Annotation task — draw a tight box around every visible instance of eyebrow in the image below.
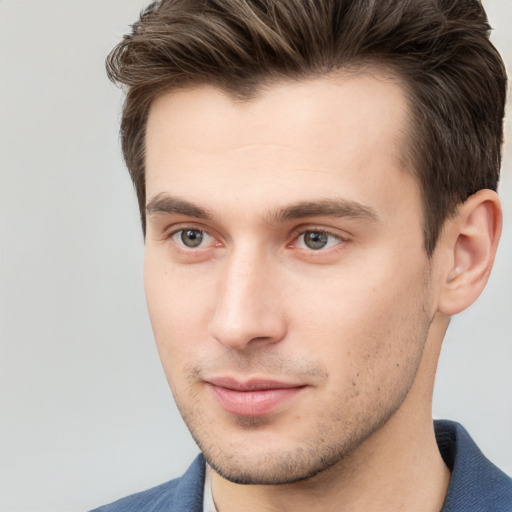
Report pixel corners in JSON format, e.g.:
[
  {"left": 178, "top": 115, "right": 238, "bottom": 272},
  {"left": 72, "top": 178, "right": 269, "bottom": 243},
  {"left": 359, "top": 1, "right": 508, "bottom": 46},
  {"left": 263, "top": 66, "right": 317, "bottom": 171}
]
[
  {"left": 146, "top": 194, "right": 214, "bottom": 220},
  {"left": 146, "top": 194, "right": 379, "bottom": 224},
  {"left": 266, "top": 199, "right": 379, "bottom": 224}
]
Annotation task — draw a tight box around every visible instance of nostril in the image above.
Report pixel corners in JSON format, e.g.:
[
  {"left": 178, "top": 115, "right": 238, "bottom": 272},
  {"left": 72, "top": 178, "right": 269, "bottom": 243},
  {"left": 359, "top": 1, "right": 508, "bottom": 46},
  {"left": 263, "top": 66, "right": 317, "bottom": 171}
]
[{"left": 207, "top": 311, "right": 287, "bottom": 351}]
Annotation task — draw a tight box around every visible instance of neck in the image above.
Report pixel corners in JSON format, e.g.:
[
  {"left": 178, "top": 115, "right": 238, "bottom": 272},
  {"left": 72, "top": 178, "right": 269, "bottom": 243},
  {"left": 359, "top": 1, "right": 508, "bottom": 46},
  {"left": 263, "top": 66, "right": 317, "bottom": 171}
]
[{"left": 211, "top": 316, "right": 451, "bottom": 512}]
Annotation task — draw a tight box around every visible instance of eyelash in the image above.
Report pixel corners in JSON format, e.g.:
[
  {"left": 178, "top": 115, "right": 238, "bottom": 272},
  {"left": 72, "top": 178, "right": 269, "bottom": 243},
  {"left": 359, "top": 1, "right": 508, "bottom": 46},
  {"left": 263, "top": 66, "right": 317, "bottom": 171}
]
[
  {"left": 168, "top": 227, "right": 217, "bottom": 250},
  {"left": 166, "top": 225, "right": 348, "bottom": 254},
  {"left": 291, "top": 229, "right": 344, "bottom": 251}
]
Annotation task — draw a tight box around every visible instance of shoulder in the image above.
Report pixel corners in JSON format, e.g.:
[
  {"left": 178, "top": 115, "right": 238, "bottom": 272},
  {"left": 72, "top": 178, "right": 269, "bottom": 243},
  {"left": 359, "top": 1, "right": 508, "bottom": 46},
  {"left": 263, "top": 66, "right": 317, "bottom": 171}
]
[
  {"left": 435, "top": 420, "right": 512, "bottom": 512},
  {"left": 89, "top": 454, "right": 206, "bottom": 512}
]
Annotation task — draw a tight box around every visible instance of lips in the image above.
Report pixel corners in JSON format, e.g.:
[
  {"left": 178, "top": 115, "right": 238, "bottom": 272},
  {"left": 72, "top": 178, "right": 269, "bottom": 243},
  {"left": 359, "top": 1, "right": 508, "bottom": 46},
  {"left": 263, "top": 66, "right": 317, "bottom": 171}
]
[{"left": 206, "top": 377, "right": 306, "bottom": 417}]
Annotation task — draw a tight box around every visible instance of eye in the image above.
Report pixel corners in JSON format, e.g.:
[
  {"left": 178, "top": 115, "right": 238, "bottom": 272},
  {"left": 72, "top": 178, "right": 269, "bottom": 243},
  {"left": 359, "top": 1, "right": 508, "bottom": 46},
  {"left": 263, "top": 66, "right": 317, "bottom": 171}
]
[
  {"left": 172, "top": 229, "right": 212, "bottom": 248},
  {"left": 295, "top": 230, "right": 341, "bottom": 251}
]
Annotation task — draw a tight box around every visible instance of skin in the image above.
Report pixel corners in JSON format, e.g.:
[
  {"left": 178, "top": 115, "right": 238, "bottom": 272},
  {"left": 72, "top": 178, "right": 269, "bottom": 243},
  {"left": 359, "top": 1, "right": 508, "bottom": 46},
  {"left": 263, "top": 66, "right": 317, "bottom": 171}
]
[{"left": 143, "top": 73, "right": 501, "bottom": 511}]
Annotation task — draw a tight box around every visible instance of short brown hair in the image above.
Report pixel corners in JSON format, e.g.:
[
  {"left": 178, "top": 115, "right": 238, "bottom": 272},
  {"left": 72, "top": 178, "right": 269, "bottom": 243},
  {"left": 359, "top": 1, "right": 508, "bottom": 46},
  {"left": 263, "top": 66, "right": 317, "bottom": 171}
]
[{"left": 106, "top": 0, "right": 507, "bottom": 255}]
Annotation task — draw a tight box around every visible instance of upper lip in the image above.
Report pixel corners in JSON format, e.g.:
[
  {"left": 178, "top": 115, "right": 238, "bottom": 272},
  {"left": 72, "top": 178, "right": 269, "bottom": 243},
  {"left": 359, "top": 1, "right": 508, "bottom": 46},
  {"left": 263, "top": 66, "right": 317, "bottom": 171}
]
[{"left": 206, "top": 376, "right": 305, "bottom": 391}]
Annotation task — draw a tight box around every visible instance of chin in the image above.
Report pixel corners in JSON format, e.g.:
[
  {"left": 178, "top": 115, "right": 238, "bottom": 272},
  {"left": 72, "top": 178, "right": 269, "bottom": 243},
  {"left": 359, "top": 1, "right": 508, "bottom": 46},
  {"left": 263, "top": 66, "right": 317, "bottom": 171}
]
[
  {"left": 204, "top": 449, "right": 344, "bottom": 486},
  {"left": 194, "top": 422, "right": 369, "bottom": 486}
]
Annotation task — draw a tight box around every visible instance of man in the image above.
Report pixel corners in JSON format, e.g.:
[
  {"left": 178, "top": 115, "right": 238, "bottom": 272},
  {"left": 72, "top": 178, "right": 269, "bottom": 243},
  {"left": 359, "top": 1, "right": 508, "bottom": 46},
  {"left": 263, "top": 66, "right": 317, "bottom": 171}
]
[{"left": 92, "top": 0, "right": 511, "bottom": 510}]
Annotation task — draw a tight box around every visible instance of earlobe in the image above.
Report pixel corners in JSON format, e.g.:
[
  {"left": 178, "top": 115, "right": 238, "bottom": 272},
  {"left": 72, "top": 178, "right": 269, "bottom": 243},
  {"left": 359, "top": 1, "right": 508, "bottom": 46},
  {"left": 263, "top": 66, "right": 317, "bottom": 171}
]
[{"left": 438, "top": 189, "right": 502, "bottom": 316}]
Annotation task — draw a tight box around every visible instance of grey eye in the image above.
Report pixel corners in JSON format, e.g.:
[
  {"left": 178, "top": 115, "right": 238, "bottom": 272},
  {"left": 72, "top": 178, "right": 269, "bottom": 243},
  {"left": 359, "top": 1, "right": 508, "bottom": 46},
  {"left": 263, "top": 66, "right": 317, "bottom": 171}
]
[
  {"left": 303, "top": 231, "right": 329, "bottom": 250},
  {"left": 180, "top": 229, "right": 204, "bottom": 247}
]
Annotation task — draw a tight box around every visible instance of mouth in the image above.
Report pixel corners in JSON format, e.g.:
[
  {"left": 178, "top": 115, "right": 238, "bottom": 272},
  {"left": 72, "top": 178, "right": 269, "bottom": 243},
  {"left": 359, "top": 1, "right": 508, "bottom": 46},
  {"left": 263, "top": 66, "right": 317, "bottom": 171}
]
[{"left": 205, "top": 377, "right": 308, "bottom": 417}]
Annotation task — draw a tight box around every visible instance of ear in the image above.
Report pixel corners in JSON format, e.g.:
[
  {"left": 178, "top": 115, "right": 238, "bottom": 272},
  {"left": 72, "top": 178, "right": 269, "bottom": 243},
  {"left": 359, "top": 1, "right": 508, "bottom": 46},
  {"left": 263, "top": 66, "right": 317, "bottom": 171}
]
[{"left": 437, "top": 189, "right": 502, "bottom": 316}]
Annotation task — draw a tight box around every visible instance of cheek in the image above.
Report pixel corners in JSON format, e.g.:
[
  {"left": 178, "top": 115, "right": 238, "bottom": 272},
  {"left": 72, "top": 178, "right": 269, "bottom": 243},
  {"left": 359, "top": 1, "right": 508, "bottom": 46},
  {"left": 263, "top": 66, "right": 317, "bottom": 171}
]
[
  {"left": 145, "top": 247, "right": 213, "bottom": 329},
  {"left": 286, "top": 262, "right": 431, "bottom": 378},
  {"left": 144, "top": 257, "right": 216, "bottom": 378}
]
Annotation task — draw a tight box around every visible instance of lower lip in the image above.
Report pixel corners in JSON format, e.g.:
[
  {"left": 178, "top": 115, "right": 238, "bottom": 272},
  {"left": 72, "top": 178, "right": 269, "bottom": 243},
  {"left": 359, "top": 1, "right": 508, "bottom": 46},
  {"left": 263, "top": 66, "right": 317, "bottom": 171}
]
[{"left": 208, "top": 384, "right": 305, "bottom": 417}]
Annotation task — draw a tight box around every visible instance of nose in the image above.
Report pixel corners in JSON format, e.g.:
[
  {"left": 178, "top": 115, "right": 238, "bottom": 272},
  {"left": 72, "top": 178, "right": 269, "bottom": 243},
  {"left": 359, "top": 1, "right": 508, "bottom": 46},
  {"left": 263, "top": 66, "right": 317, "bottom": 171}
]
[{"left": 207, "top": 249, "right": 287, "bottom": 350}]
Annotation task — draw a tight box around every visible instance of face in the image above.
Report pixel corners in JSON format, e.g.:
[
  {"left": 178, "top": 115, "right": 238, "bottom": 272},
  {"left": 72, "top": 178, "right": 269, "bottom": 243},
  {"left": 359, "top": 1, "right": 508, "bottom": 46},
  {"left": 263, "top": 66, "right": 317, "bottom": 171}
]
[{"left": 144, "top": 73, "right": 436, "bottom": 485}]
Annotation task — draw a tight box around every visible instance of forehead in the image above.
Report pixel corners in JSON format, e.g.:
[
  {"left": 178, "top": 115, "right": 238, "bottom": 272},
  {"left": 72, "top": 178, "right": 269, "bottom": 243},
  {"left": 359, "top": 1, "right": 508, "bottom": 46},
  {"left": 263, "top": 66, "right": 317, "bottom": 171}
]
[
  {"left": 146, "top": 71, "right": 409, "bottom": 155},
  {"left": 144, "top": 72, "right": 416, "bottom": 219}
]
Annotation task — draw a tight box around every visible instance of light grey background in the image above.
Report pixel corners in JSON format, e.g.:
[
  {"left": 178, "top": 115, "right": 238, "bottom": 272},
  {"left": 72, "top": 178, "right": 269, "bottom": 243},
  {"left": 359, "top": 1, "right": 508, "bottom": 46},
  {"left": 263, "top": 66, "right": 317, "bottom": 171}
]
[{"left": 0, "top": 1, "right": 510, "bottom": 511}]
